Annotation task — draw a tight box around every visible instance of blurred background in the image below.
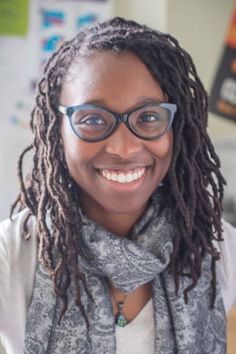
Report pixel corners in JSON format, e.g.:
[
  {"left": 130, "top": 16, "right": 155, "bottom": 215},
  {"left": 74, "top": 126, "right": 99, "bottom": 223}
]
[{"left": 0, "top": 0, "right": 235, "bottom": 353}]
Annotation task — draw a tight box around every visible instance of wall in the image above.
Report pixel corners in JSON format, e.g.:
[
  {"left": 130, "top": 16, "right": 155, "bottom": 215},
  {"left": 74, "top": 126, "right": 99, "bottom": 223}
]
[{"left": 116, "top": 0, "right": 168, "bottom": 30}]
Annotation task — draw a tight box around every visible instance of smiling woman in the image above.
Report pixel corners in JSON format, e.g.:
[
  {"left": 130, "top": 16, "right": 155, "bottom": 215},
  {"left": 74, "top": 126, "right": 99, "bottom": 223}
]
[
  {"left": 60, "top": 51, "right": 174, "bottom": 233},
  {"left": 0, "top": 16, "right": 236, "bottom": 354}
]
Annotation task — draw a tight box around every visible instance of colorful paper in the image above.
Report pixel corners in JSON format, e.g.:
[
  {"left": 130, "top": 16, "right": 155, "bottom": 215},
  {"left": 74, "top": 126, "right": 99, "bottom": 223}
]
[
  {"left": 76, "top": 13, "right": 98, "bottom": 29},
  {"left": 41, "top": 10, "right": 65, "bottom": 28},
  {"left": 0, "top": 0, "right": 29, "bottom": 36}
]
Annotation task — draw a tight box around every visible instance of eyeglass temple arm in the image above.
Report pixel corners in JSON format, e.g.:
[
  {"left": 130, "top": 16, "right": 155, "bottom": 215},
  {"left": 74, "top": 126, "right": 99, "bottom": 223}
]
[
  {"left": 58, "top": 105, "right": 67, "bottom": 114},
  {"left": 160, "top": 103, "right": 177, "bottom": 115}
]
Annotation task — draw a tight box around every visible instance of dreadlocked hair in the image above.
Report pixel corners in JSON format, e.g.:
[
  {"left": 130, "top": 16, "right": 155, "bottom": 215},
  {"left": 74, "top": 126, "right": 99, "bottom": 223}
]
[{"left": 11, "top": 17, "right": 226, "bottom": 325}]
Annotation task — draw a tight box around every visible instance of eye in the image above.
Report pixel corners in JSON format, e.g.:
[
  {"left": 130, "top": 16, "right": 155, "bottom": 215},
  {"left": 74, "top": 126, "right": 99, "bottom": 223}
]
[
  {"left": 83, "top": 116, "right": 105, "bottom": 125},
  {"left": 139, "top": 113, "right": 161, "bottom": 123},
  {"left": 75, "top": 115, "right": 106, "bottom": 126}
]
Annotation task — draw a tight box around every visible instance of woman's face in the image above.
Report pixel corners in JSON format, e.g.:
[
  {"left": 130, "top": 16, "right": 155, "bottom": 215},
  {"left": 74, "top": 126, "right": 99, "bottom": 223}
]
[{"left": 60, "top": 51, "right": 173, "bottom": 219}]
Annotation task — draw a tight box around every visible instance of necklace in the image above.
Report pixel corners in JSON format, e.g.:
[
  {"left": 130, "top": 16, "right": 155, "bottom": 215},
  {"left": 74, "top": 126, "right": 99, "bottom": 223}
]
[{"left": 110, "top": 290, "right": 129, "bottom": 327}]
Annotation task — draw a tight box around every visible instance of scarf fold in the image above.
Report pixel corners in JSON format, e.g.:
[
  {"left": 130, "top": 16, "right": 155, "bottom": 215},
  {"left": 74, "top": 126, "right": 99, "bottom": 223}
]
[{"left": 24, "top": 194, "right": 226, "bottom": 354}]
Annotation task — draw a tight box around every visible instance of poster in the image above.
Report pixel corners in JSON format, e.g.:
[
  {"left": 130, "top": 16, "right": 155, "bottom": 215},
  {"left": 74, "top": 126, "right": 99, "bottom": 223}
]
[
  {"left": 209, "top": 7, "right": 236, "bottom": 122},
  {"left": 39, "top": 0, "right": 114, "bottom": 67},
  {"left": 0, "top": 0, "right": 29, "bottom": 36}
]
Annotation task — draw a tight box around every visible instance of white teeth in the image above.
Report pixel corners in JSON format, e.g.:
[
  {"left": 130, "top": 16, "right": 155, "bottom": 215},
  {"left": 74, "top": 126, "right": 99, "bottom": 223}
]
[
  {"left": 101, "top": 168, "right": 146, "bottom": 184},
  {"left": 118, "top": 174, "right": 126, "bottom": 183},
  {"left": 111, "top": 173, "right": 117, "bottom": 181},
  {"left": 126, "top": 173, "right": 134, "bottom": 183}
]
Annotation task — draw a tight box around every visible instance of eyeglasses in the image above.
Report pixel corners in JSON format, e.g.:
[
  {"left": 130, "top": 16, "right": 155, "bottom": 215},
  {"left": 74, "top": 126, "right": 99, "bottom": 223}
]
[{"left": 58, "top": 102, "right": 177, "bottom": 142}]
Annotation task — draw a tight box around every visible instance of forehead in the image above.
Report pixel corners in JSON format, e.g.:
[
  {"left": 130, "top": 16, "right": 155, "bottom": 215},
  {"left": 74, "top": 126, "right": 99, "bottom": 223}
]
[{"left": 60, "top": 50, "right": 165, "bottom": 111}]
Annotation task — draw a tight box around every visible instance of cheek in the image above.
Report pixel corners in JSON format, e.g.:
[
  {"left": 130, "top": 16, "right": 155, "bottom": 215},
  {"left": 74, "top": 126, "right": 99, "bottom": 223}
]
[
  {"left": 150, "top": 130, "right": 173, "bottom": 160},
  {"left": 61, "top": 119, "right": 100, "bottom": 171},
  {"left": 61, "top": 119, "right": 85, "bottom": 167}
]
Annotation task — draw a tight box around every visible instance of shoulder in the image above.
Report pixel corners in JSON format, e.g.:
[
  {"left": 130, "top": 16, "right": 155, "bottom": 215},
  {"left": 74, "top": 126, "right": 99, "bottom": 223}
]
[
  {"left": 0, "top": 209, "right": 37, "bottom": 328},
  {"left": 0, "top": 209, "right": 37, "bottom": 262},
  {"left": 0, "top": 208, "right": 36, "bottom": 241},
  {"left": 215, "top": 219, "right": 236, "bottom": 313},
  {"left": 0, "top": 208, "right": 37, "bottom": 280},
  {"left": 217, "top": 219, "right": 236, "bottom": 262}
]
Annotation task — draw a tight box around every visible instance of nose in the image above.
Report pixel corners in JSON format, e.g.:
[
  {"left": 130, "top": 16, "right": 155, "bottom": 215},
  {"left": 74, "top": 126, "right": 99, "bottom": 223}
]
[{"left": 104, "top": 122, "right": 143, "bottom": 159}]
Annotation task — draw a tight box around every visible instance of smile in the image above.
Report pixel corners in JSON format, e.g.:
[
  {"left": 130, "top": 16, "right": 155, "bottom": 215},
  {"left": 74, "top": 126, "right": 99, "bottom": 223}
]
[{"left": 101, "top": 167, "right": 146, "bottom": 184}]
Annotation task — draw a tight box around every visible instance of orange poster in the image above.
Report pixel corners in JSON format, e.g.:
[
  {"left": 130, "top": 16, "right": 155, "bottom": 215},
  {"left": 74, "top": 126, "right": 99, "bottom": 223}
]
[{"left": 209, "top": 7, "right": 236, "bottom": 121}]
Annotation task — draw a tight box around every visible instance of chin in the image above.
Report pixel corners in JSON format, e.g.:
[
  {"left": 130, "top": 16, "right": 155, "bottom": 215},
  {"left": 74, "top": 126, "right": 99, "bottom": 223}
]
[{"left": 102, "top": 198, "right": 149, "bottom": 216}]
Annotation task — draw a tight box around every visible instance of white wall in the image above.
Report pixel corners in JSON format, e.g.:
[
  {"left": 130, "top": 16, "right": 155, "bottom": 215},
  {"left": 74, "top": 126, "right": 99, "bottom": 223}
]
[{"left": 116, "top": 0, "right": 168, "bottom": 31}]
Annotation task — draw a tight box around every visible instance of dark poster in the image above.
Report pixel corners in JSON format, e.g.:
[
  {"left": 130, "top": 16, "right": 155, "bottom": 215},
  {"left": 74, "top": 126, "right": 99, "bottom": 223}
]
[{"left": 209, "top": 8, "right": 236, "bottom": 122}]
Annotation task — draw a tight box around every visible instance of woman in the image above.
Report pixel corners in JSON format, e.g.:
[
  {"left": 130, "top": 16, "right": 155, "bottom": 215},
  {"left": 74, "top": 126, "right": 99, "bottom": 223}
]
[{"left": 0, "top": 17, "right": 235, "bottom": 354}]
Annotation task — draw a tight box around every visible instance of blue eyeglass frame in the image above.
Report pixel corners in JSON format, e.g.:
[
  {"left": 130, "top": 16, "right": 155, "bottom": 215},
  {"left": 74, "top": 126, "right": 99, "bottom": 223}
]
[{"left": 58, "top": 102, "right": 177, "bottom": 142}]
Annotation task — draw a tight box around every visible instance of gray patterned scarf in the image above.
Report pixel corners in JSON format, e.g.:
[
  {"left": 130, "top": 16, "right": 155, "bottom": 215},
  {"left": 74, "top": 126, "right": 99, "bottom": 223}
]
[{"left": 24, "top": 194, "right": 226, "bottom": 353}]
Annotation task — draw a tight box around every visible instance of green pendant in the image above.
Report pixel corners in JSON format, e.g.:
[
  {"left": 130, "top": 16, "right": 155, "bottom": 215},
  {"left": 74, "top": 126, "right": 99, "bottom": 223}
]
[{"left": 116, "top": 313, "right": 128, "bottom": 327}]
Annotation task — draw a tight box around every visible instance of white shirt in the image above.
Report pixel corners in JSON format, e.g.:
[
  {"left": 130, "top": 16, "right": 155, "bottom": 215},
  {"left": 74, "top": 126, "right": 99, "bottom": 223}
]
[{"left": 0, "top": 209, "right": 236, "bottom": 354}]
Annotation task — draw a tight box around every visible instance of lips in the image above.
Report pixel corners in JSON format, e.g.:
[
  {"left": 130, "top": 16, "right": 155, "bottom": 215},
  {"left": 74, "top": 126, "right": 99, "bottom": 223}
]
[{"left": 101, "top": 167, "right": 146, "bottom": 184}]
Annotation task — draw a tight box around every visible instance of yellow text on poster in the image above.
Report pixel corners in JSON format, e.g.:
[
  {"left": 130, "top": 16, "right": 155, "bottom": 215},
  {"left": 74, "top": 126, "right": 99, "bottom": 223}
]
[{"left": 0, "top": 0, "right": 29, "bottom": 36}]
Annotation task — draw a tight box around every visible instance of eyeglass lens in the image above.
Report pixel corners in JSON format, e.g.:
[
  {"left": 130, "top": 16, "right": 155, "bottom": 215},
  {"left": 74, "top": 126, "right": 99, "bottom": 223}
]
[{"left": 71, "top": 104, "right": 172, "bottom": 141}]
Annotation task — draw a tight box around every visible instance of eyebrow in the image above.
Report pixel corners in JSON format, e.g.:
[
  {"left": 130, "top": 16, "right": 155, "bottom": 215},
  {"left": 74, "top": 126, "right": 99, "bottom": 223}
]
[{"left": 82, "top": 97, "right": 165, "bottom": 111}]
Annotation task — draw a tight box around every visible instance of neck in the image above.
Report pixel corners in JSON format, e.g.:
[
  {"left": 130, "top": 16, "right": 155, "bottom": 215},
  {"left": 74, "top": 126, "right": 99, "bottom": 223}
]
[
  {"left": 81, "top": 203, "right": 147, "bottom": 238},
  {"left": 96, "top": 213, "right": 141, "bottom": 237}
]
